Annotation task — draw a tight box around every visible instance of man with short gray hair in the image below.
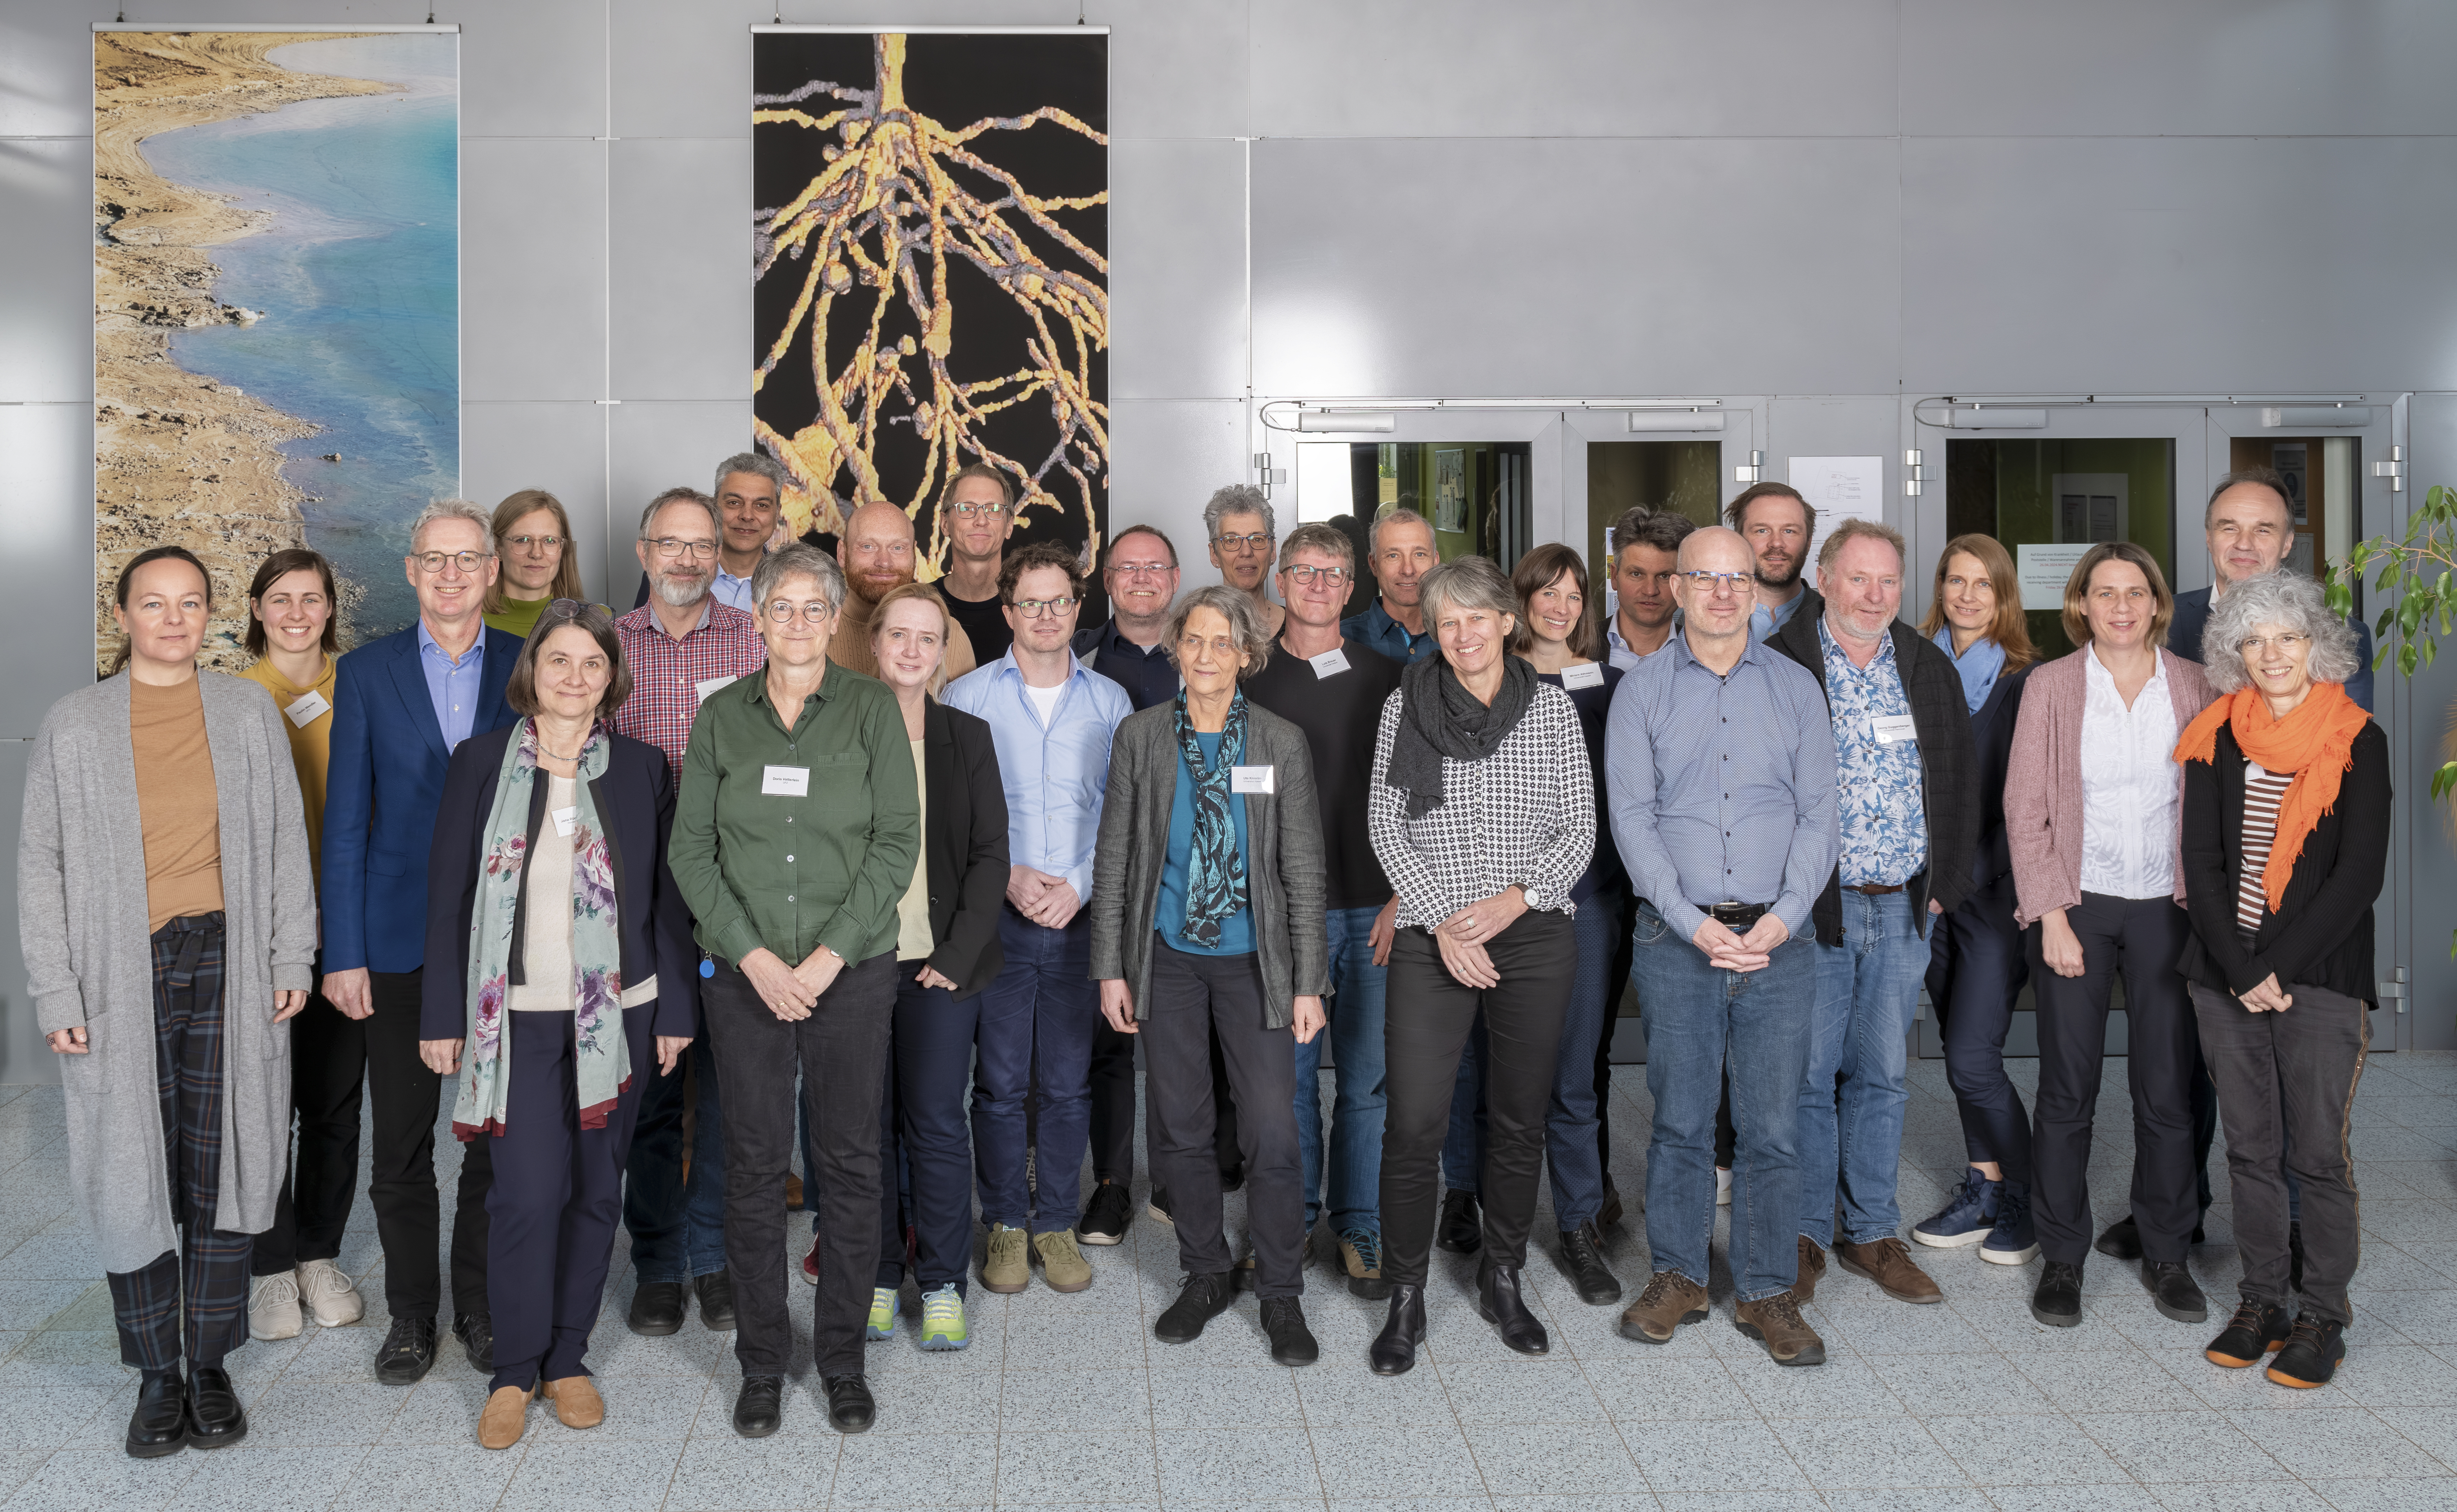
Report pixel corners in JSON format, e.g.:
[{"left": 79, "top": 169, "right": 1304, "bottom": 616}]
[
  {"left": 1341, "top": 508, "right": 1439, "bottom": 663},
  {"left": 713, "top": 452, "right": 788, "bottom": 608},
  {"left": 1204, "top": 484, "right": 1285, "bottom": 636}
]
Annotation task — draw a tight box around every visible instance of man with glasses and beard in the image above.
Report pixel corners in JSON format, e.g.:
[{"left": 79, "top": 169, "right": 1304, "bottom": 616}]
[
  {"left": 935, "top": 463, "right": 1020, "bottom": 665},
  {"left": 1727, "top": 482, "right": 1819, "bottom": 644},
  {"left": 832, "top": 501, "right": 979, "bottom": 681},
  {"left": 610, "top": 486, "right": 768, "bottom": 1338}
]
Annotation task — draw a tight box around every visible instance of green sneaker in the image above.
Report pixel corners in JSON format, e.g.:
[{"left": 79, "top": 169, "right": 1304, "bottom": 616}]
[
  {"left": 918, "top": 1285, "right": 969, "bottom": 1351},
  {"left": 865, "top": 1285, "right": 900, "bottom": 1340},
  {"left": 1034, "top": 1229, "right": 1094, "bottom": 1293},
  {"left": 982, "top": 1224, "right": 1030, "bottom": 1294}
]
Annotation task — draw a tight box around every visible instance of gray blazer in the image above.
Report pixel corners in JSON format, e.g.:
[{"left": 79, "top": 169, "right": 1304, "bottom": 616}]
[
  {"left": 19, "top": 672, "right": 318, "bottom": 1273},
  {"left": 1089, "top": 699, "right": 1329, "bottom": 1029}
]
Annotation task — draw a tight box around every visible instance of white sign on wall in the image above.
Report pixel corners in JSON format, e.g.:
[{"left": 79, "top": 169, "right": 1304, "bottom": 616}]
[
  {"left": 1787, "top": 456, "right": 1886, "bottom": 573},
  {"left": 2017, "top": 543, "right": 2092, "bottom": 611}
]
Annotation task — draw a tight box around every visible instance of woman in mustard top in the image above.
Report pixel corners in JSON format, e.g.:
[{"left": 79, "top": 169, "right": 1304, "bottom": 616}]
[{"left": 235, "top": 548, "right": 368, "bottom": 1341}]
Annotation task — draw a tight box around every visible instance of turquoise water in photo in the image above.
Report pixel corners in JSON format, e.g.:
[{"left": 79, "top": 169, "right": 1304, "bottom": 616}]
[{"left": 145, "top": 33, "right": 459, "bottom": 638}]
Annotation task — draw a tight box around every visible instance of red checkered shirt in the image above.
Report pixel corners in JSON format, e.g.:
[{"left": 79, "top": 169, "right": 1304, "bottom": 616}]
[{"left": 614, "top": 601, "right": 767, "bottom": 780}]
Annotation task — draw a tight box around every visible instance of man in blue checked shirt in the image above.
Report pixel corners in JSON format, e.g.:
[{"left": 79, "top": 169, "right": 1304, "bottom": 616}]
[{"left": 941, "top": 543, "right": 1131, "bottom": 1299}]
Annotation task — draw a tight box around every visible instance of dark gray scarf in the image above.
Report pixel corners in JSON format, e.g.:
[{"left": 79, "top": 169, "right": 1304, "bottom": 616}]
[{"left": 1385, "top": 653, "right": 1538, "bottom": 819}]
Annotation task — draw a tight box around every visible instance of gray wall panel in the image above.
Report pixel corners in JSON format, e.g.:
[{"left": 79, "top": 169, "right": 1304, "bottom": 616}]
[
  {"left": 611, "top": 0, "right": 765, "bottom": 142},
  {"left": 608, "top": 399, "right": 754, "bottom": 597},
  {"left": 1111, "top": 137, "right": 1245, "bottom": 403},
  {"left": 459, "top": 0, "right": 606, "bottom": 141},
  {"left": 2398, "top": 393, "right": 2456, "bottom": 1050},
  {"left": 0, "top": 741, "right": 53, "bottom": 1088},
  {"left": 1106, "top": 397, "right": 1247, "bottom": 588},
  {"left": 0, "top": 139, "right": 93, "bottom": 404},
  {"left": 0, "top": 1, "right": 114, "bottom": 140},
  {"left": 460, "top": 137, "right": 609, "bottom": 404},
  {"left": 464, "top": 401, "right": 610, "bottom": 604},
  {"left": 0, "top": 402, "right": 98, "bottom": 741},
  {"left": 610, "top": 138, "right": 751, "bottom": 404}
]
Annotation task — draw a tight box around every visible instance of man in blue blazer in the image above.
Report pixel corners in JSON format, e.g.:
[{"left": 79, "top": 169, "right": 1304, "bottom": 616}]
[{"left": 322, "top": 500, "right": 522, "bottom": 1386}]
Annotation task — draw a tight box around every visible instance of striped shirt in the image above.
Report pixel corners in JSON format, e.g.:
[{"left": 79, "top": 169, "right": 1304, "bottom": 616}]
[{"left": 2234, "top": 760, "right": 2294, "bottom": 936}]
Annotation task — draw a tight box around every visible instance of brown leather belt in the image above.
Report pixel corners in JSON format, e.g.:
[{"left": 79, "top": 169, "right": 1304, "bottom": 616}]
[{"left": 1846, "top": 882, "right": 1905, "bottom": 895}]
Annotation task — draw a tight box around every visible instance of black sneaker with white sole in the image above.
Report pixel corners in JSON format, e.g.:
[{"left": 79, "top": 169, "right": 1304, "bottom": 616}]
[{"left": 1080, "top": 1180, "right": 1131, "bottom": 1245}]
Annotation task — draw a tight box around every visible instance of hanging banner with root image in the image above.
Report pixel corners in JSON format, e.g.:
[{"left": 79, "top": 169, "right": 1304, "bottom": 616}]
[{"left": 752, "top": 28, "right": 1108, "bottom": 577}]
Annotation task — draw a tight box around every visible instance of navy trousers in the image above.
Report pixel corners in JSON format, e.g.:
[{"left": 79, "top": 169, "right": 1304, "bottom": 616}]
[{"left": 1924, "top": 874, "right": 2034, "bottom": 1184}]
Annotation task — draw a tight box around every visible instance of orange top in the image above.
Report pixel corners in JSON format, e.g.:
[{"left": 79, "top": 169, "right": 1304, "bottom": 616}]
[{"left": 131, "top": 675, "right": 225, "bottom": 932}]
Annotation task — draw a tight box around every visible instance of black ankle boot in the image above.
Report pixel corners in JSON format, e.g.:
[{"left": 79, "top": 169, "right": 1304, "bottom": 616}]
[
  {"left": 1476, "top": 1265, "right": 1549, "bottom": 1355},
  {"left": 2031, "top": 1260, "right": 2083, "bottom": 1327},
  {"left": 126, "top": 1368, "right": 187, "bottom": 1459},
  {"left": 1368, "top": 1284, "right": 1426, "bottom": 1375}
]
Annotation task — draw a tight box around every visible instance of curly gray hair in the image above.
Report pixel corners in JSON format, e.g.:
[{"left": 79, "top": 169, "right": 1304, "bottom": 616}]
[
  {"left": 1202, "top": 484, "right": 1275, "bottom": 541},
  {"left": 751, "top": 542, "right": 846, "bottom": 618},
  {"left": 1161, "top": 584, "right": 1273, "bottom": 679},
  {"left": 2200, "top": 571, "right": 2361, "bottom": 693},
  {"left": 1418, "top": 554, "right": 1518, "bottom": 631}
]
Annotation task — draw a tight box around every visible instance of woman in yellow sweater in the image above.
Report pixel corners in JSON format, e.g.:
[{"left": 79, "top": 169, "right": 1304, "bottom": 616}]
[{"left": 236, "top": 548, "right": 368, "bottom": 1342}]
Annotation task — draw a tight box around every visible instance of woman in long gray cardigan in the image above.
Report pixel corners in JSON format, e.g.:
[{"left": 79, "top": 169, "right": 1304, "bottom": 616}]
[
  {"left": 1090, "top": 585, "right": 1328, "bottom": 1367},
  {"left": 20, "top": 546, "right": 317, "bottom": 1458}
]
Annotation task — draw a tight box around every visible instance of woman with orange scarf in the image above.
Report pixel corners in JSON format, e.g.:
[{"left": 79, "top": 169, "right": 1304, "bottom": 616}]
[{"left": 2175, "top": 571, "right": 2386, "bottom": 1391}]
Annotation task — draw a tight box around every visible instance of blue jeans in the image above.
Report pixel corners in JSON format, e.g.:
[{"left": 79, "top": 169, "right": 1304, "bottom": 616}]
[
  {"left": 974, "top": 909, "right": 1099, "bottom": 1233},
  {"left": 1799, "top": 889, "right": 1932, "bottom": 1247},
  {"left": 1631, "top": 901, "right": 1817, "bottom": 1303},
  {"left": 622, "top": 1030, "right": 729, "bottom": 1284},
  {"left": 1293, "top": 905, "right": 1389, "bottom": 1236}
]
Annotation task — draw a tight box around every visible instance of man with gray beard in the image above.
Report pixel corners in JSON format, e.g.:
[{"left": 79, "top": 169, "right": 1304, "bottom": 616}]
[{"left": 613, "top": 486, "right": 768, "bottom": 1336}]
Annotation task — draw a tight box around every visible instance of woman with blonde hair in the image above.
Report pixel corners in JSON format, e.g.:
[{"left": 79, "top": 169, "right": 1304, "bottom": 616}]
[{"left": 484, "top": 489, "right": 588, "bottom": 639}]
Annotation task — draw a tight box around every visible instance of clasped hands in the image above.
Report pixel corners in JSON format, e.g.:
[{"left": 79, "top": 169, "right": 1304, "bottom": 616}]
[
  {"left": 1691, "top": 912, "right": 1786, "bottom": 973},
  {"left": 1435, "top": 887, "right": 1526, "bottom": 989},
  {"left": 48, "top": 989, "right": 308, "bottom": 1056},
  {"left": 1006, "top": 865, "right": 1081, "bottom": 929}
]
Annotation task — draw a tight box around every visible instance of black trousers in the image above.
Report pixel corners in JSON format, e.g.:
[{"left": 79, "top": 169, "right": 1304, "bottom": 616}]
[
  {"left": 703, "top": 951, "right": 895, "bottom": 1380},
  {"left": 365, "top": 968, "right": 493, "bottom": 1319},
  {"left": 1382, "top": 911, "right": 1575, "bottom": 1286},
  {"left": 252, "top": 983, "right": 364, "bottom": 1275},
  {"left": 1592, "top": 888, "right": 1635, "bottom": 1184},
  {"left": 1925, "top": 876, "right": 2035, "bottom": 1184},
  {"left": 1144, "top": 936, "right": 1305, "bottom": 1296},
  {"left": 2028, "top": 894, "right": 2199, "bottom": 1267},
  {"left": 1088, "top": 1024, "right": 1240, "bottom": 1189}
]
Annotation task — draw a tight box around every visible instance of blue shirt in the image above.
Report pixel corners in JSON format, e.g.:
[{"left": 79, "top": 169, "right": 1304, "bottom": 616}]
[
  {"left": 1341, "top": 599, "right": 1436, "bottom": 665},
  {"left": 1606, "top": 632, "right": 1838, "bottom": 944},
  {"left": 710, "top": 566, "right": 758, "bottom": 615},
  {"left": 415, "top": 619, "right": 485, "bottom": 750},
  {"left": 942, "top": 651, "right": 1131, "bottom": 906},
  {"left": 1155, "top": 731, "right": 1254, "bottom": 955},
  {"left": 1749, "top": 590, "right": 1809, "bottom": 644},
  {"left": 1071, "top": 620, "right": 1181, "bottom": 712},
  {"left": 1819, "top": 619, "right": 1927, "bottom": 887}
]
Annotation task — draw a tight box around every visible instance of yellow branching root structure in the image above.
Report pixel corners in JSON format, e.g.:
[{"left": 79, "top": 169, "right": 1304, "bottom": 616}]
[{"left": 753, "top": 34, "right": 1108, "bottom": 570}]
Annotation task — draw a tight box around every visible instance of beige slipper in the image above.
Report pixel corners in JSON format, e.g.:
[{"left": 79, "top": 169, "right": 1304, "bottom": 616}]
[
  {"left": 544, "top": 1375, "right": 604, "bottom": 1429},
  {"left": 478, "top": 1383, "right": 537, "bottom": 1450}
]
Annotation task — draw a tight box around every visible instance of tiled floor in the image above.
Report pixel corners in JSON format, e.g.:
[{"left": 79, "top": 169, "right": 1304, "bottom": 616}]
[{"left": 0, "top": 1051, "right": 2453, "bottom": 1510}]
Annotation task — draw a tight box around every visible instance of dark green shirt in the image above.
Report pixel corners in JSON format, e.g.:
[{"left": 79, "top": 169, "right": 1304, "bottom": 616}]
[{"left": 669, "top": 664, "right": 920, "bottom": 970}]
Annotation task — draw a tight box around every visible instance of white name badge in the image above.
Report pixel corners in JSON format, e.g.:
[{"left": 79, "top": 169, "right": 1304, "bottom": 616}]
[
  {"left": 1230, "top": 765, "right": 1276, "bottom": 794},
  {"left": 762, "top": 765, "right": 810, "bottom": 797},
  {"left": 282, "top": 689, "right": 331, "bottom": 728},
  {"left": 694, "top": 675, "right": 737, "bottom": 704},
  {"left": 550, "top": 805, "right": 578, "bottom": 838},
  {"left": 1308, "top": 648, "right": 1350, "bottom": 679},
  {"left": 1871, "top": 713, "right": 1919, "bottom": 745},
  {"left": 1561, "top": 662, "right": 1606, "bottom": 690}
]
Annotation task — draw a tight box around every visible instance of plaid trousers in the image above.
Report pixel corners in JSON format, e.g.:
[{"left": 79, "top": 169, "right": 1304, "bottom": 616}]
[{"left": 106, "top": 913, "right": 254, "bottom": 1372}]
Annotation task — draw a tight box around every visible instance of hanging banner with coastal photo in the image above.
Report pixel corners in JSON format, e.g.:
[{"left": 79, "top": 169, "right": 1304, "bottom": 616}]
[
  {"left": 94, "top": 25, "right": 459, "bottom": 669},
  {"left": 751, "top": 28, "right": 1108, "bottom": 577}
]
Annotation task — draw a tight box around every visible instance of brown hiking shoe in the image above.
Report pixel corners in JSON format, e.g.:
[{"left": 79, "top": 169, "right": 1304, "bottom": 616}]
[
  {"left": 1837, "top": 1236, "right": 1944, "bottom": 1304},
  {"left": 1734, "top": 1291, "right": 1827, "bottom": 1366},
  {"left": 1617, "top": 1269, "right": 1709, "bottom": 1343},
  {"left": 1791, "top": 1235, "right": 1827, "bottom": 1304}
]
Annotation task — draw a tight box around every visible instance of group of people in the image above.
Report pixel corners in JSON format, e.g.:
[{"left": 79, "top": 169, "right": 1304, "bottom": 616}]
[{"left": 23, "top": 452, "right": 2388, "bottom": 1461}]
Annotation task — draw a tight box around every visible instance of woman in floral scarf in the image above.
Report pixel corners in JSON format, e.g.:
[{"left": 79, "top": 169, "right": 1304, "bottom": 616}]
[{"left": 420, "top": 601, "right": 698, "bottom": 1449}]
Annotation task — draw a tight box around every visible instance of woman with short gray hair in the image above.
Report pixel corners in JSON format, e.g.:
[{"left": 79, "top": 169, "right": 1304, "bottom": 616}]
[{"left": 2175, "top": 568, "right": 2385, "bottom": 1389}]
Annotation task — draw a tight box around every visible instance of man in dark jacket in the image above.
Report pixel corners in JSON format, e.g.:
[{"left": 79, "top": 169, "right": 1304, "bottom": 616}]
[{"left": 1768, "top": 521, "right": 1978, "bottom": 1309}]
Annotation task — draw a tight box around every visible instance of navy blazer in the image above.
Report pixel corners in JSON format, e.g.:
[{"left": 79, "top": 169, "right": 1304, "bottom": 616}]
[
  {"left": 322, "top": 625, "right": 521, "bottom": 973},
  {"left": 1965, "top": 664, "right": 2032, "bottom": 889},
  {"left": 919, "top": 699, "right": 1011, "bottom": 997},
  {"left": 420, "top": 724, "right": 699, "bottom": 1042}
]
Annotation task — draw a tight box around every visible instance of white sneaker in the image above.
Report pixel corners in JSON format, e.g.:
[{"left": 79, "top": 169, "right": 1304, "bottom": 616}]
[
  {"left": 250, "top": 1270, "right": 303, "bottom": 1340},
  {"left": 1716, "top": 1167, "right": 1732, "bottom": 1206},
  {"left": 296, "top": 1257, "right": 366, "bottom": 1327}
]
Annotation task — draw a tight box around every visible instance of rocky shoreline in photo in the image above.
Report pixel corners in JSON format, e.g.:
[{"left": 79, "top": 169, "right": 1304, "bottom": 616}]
[{"left": 93, "top": 31, "right": 388, "bottom": 672}]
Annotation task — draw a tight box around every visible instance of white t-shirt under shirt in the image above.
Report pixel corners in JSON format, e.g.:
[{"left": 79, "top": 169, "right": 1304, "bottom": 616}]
[
  {"left": 1024, "top": 680, "right": 1065, "bottom": 728},
  {"left": 512, "top": 773, "right": 578, "bottom": 1010},
  {"left": 895, "top": 738, "right": 933, "bottom": 962}
]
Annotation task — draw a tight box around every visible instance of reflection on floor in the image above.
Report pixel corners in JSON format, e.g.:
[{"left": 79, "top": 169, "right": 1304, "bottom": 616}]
[{"left": 0, "top": 1054, "right": 2453, "bottom": 1510}]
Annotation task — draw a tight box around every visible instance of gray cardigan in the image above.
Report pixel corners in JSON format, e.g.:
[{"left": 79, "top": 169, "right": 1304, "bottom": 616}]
[
  {"left": 19, "top": 672, "right": 318, "bottom": 1273},
  {"left": 1088, "top": 699, "right": 1329, "bottom": 1028}
]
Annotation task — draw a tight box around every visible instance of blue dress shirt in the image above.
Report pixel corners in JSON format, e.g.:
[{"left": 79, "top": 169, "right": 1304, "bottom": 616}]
[
  {"left": 1341, "top": 599, "right": 1436, "bottom": 665},
  {"left": 710, "top": 566, "right": 758, "bottom": 615},
  {"left": 415, "top": 619, "right": 485, "bottom": 751},
  {"left": 942, "top": 651, "right": 1131, "bottom": 905},
  {"left": 1606, "top": 632, "right": 1838, "bottom": 944},
  {"left": 1749, "top": 590, "right": 1809, "bottom": 645}
]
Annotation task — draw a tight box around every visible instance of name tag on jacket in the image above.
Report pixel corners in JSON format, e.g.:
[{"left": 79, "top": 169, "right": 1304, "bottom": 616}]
[{"left": 1230, "top": 765, "right": 1275, "bottom": 794}]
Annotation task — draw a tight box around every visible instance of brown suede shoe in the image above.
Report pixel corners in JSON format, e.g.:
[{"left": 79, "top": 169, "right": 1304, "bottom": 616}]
[
  {"left": 478, "top": 1383, "right": 536, "bottom": 1450},
  {"left": 1791, "top": 1235, "right": 1827, "bottom": 1304},
  {"left": 544, "top": 1375, "right": 604, "bottom": 1429},
  {"left": 1837, "top": 1236, "right": 1944, "bottom": 1304},
  {"left": 1734, "top": 1291, "right": 1827, "bottom": 1366},
  {"left": 1617, "top": 1270, "right": 1709, "bottom": 1343}
]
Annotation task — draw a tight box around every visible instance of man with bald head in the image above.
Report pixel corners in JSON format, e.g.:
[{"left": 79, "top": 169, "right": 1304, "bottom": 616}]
[
  {"left": 1607, "top": 525, "right": 1837, "bottom": 1366},
  {"left": 831, "top": 499, "right": 978, "bottom": 679}
]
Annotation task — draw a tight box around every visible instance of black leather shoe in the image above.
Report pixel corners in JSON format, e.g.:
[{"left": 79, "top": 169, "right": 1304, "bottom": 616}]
[
  {"left": 1438, "top": 1190, "right": 1482, "bottom": 1253},
  {"left": 2144, "top": 1260, "right": 2209, "bottom": 1323},
  {"left": 183, "top": 1365, "right": 246, "bottom": 1450},
  {"left": 1368, "top": 1284, "right": 1426, "bottom": 1376},
  {"left": 374, "top": 1315, "right": 438, "bottom": 1385},
  {"left": 2267, "top": 1314, "right": 2346, "bottom": 1388},
  {"left": 2206, "top": 1298, "right": 2292, "bottom": 1368},
  {"left": 453, "top": 1312, "right": 496, "bottom": 1373},
  {"left": 823, "top": 1373, "right": 876, "bottom": 1433},
  {"left": 2030, "top": 1260, "right": 2083, "bottom": 1327},
  {"left": 1153, "top": 1271, "right": 1235, "bottom": 1344},
  {"left": 2093, "top": 1215, "right": 2143, "bottom": 1261},
  {"left": 1598, "top": 1178, "right": 1625, "bottom": 1231},
  {"left": 1558, "top": 1222, "right": 1622, "bottom": 1305},
  {"left": 2288, "top": 1221, "right": 2307, "bottom": 1294},
  {"left": 695, "top": 1271, "right": 737, "bottom": 1332},
  {"left": 733, "top": 1374, "right": 784, "bottom": 1438},
  {"left": 1477, "top": 1266, "right": 1550, "bottom": 1355},
  {"left": 1259, "top": 1296, "right": 1319, "bottom": 1367},
  {"left": 628, "top": 1281, "right": 687, "bottom": 1336},
  {"left": 1218, "top": 1163, "right": 1245, "bottom": 1195},
  {"left": 125, "top": 1369, "right": 187, "bottom": 1458}
]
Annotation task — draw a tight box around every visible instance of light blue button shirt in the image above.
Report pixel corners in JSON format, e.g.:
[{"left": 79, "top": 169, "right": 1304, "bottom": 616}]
[
  {"left": 415, "top": 620, "right": 484, "bottom": 750},
  {"left": 942, "top": 651, "right": 1131, "bottom": 905},
  {"left": 1749, "top": 590, "right": 1809, "bottom": 644},
  {"left": 710, "top": 567, "right": 757, "bottom": 615}
]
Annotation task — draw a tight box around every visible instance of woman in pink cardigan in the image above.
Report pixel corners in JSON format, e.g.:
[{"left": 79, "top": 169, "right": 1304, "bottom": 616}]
[{"left": 2004, "top": 542, "right": 2215, "bottom": 1332}]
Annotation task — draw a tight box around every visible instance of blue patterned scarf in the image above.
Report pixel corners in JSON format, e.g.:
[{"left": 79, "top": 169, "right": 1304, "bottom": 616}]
[{"left": 1171, "top": 692, "right": 1250, "bottom": 948}]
